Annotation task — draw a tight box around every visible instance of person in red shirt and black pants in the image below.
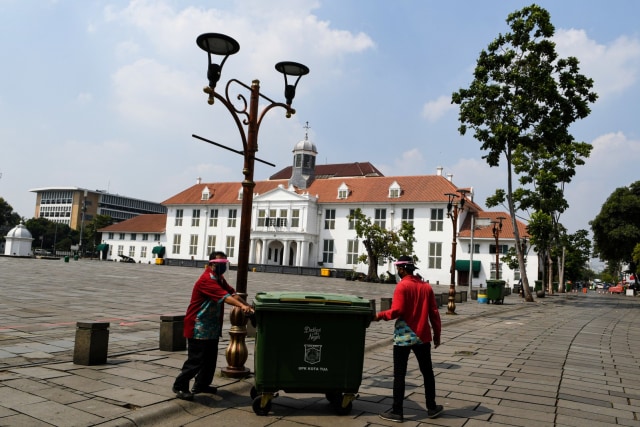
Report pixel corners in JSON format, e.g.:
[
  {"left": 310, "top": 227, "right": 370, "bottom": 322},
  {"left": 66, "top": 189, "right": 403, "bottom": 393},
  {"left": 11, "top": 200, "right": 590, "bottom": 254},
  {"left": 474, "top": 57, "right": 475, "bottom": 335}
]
[
  {"left": 374, "top": 255, "right": 444, "bottom": 422},
  {"left": 172, "top": 251, "right": 253, "bottom": 400}
]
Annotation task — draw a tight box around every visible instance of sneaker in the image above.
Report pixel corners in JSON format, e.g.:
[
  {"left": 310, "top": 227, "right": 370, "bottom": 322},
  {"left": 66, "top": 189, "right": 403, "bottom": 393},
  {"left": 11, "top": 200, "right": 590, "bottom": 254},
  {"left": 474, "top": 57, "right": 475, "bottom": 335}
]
[
  {"left": 379, "top": 410, "right": 404, "bottom": 423},
  {"left": 191, "top": 385, "right": 218, "bottom": 394},
  {"left": 427, "top": 405, "right": 444, "bottom": 418},
  {"left": 172, "top": 387, "right": 194, "bottom": 401}
]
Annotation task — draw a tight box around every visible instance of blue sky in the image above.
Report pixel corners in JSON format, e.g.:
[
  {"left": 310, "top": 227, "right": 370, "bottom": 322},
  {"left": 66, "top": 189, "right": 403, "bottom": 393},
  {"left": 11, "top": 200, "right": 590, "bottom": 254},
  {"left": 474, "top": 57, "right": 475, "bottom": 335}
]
[{"left": 1, "top": 0, "right": 639, "bottom": 252}]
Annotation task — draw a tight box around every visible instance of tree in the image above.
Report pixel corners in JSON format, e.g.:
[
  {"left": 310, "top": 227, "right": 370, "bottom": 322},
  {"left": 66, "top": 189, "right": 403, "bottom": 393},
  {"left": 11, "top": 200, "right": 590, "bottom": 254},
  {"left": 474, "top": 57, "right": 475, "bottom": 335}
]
[
  {"left": 561, "top": 229, "right": 591, "bottom": 283},
  {"left": 591, "top": 181, "right": 640, "bottom": 285},
  {"left": 24, "top": 217, "right": 73, "bottom": 253},
  {"left": 0, "top": 197, "right": 22, "bottom": 232},
  {"left": 85, "top": 215, "right": 114, "bottom": 252},
  {"left": 347, "top": 208, "right": 416, "bottom": 281},
  {"left": 452, "top": 4, "right": 597, "bottom": 301}
]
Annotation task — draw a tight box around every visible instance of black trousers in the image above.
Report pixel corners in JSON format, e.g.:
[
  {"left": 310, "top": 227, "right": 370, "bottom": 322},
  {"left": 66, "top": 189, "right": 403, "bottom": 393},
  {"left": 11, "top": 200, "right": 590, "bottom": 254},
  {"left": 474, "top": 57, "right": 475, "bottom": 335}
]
[
  {"left": 392, "top": 343, "right": 437, "bottom": 414},
  {"left": 173, "top": 338, "right": 219, "bottom": 391}
]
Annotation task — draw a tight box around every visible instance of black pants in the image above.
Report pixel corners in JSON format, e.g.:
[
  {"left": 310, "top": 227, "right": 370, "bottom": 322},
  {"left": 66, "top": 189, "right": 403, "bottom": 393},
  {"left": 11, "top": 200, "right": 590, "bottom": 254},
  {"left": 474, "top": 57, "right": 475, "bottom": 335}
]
[
  {"left": 392, "top": 343, "right": 437, "bottom": 414},
  {"left": 173, "top": 338, "right": 219, "bottom": 391}
]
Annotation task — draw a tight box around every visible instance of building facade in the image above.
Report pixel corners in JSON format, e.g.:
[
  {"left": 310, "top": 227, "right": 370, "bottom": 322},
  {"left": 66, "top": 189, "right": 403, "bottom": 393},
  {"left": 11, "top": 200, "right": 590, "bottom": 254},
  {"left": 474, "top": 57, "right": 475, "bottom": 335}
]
[
  {"left": 29, "top": 187, "right": 167, "bottom": 229},
  {"left": 96, "top": 137, "right": 538, "bottom": 287}
]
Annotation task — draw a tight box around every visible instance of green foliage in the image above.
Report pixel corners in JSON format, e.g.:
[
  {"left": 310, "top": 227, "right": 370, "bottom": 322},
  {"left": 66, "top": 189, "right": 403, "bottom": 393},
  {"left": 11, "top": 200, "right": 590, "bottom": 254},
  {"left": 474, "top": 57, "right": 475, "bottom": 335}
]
[
  {"left": 0, "top": 197, "right": 22, "bottom": 236},
  {"left": 84, "top": 215, "right": 114, "bottom": 249},
  {"left": 347, "top": 208, "right": 417, "bottom": 281},
  {"left": 561, "top": 229, "right": 592, "bottom": 281},
  {"left": 24, "top": 217, "right": 73, "bottom": 252},
  {"left": 451, "top": 4, "right": 597, "bottom": 297},
  {"left": 591, "top": 181, "right": 640, "bottom": 277}
]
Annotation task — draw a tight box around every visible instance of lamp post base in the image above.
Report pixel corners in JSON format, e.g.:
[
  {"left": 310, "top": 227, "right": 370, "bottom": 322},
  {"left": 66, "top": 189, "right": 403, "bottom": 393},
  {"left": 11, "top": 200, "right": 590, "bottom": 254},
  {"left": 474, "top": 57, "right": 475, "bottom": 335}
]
[
  {"left": 446, "top": 284, "right": 457, "bottom": 315},
  {"left": 221, "top": 306, "right": 251, "bottom": 378}
]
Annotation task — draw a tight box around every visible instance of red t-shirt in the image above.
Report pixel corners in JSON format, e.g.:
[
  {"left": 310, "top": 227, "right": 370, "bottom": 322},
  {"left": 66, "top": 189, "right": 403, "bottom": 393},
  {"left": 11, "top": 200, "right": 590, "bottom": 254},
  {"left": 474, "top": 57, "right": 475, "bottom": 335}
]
[
  {"left": 377, "top": 274, "right": 441, "bottom": 343},
  {"left": 183, "top": 268, "right": 236, "bottom": 339}
]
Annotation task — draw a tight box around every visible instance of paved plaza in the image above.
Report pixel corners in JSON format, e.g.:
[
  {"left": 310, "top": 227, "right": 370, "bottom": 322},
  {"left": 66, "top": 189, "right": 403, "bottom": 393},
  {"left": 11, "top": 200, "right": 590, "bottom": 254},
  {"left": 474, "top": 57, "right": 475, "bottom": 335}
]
[{"left": 1, "top": 256, "right": 639, "bottom": 426}]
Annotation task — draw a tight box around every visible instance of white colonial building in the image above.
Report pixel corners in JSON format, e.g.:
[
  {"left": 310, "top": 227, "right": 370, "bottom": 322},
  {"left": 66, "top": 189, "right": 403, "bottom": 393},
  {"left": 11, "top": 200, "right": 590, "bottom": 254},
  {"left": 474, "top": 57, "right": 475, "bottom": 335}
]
[{"left": 97, "top": 136, "right": 538, "bottom": 287}]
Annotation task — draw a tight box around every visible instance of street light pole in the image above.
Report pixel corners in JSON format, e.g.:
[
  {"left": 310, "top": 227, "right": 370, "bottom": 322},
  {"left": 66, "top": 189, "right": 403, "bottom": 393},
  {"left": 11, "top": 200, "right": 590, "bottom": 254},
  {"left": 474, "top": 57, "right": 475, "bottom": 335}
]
[
  {"left": 196, "top": 33, "right": 309, "bottom": 378},
  {"left": 491, "top": 216, "right": 506, "bottom": 280},
  {"left": 445, "top": 189, "right": 468, "bottom": 315}
]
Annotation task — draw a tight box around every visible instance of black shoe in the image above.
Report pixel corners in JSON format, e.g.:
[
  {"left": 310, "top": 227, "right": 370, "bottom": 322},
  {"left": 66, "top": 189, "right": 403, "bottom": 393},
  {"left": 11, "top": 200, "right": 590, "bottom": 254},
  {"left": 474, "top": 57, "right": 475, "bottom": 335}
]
[
  {"left": 379, "top": 410, "right": 403, "bottom": 423},
  {"left": 427, "top": 405, "right": 443, "bottom": 418},
  {"left": 172, "top": 387, "right": 194, "bottom": 401},
  {"left": 191, "top": 385, "right": 217, "bottom": 394}
]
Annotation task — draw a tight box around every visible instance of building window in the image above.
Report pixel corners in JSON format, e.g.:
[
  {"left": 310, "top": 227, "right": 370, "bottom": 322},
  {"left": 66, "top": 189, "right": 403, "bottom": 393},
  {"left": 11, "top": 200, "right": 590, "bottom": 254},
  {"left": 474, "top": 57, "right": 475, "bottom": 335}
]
[
  {"left": 141, "top": 246, "right": 147, "bottom": 258},
  {"left": 348, "top": 209, "right": 356, "bottom": 230},
  {"left": 346, "top": 239, "right": 359, "bottom": 264},
  {"left": 108, "top": 232, "right": 114, "bottom": 239},
  {"left": 192, "top": 209, "right": 200, "bottom": 227},
  {"left": 226, "top": 236, "right": 235, "bottom": 258},
  {"left": 338, "top": 189, "right": 348, "bottom": 199},
  {"left": 119, "top": 233, "right": 125, "bottom": 240},
  {"left": 209, "top": 209, "right": 218, "bottom": 227},
  {"left": 514, "top": 266, "right": 521, "bottom": 281},
  {"left": 291, "top": 209, "right": 300, "bottom": 228},
  {"left": 153, "top": 234, "right": 161, "bottom": 241},
  {"left": 117, "top": 245, "right": 124, "bottom": 256},
  {"left": 402, "top": 208, "right": 414, "bottom": 225},
  {"left": 428, "top": 242, "right": 442, "bottom": 269},
  {"left": 189, "top": 234, "right": 198, "bottom": 255},
  {"left": 491, "top": 262, "right": 503, "bottom": 280},
  {"left": 325, "top": 209, "right": 336, "bottom": 229},
  {"left": 430, "top": 208, "right": 444, "bottom": 231},
  {"left": 490, "top": 244, "right": 509, "bottom": 254},
  {"left": 207, "top": 235, "right": 216, "bottom": 256},
  {"left": 323, "top": 239, "right": 334, "bottom": 264},
  {"left": 172, "top": 234, "right": 181, "bottom": 254},
  {"left": 130, "top": 233, "right": 136, "bottom": 241},
  {"left": 228, "top": 209, "right": 237, "bottom": 227},
  {"left": 257, "top": 209, "right": 267, "bottom": 227},
  {"left": 175, "top": 209, "right": 183, "bottom": 226},
  {"left": 129, "top": 246, "right": 135, "bottom": 257},
  {"left": 375, "top": 209, "right": 386, "bottom": 228},
  {"left": 278, "top": 209, "right": 288, "bottom": 228},
  {"left": 142, "top": 234, "right": 149, "bottom": 241}
]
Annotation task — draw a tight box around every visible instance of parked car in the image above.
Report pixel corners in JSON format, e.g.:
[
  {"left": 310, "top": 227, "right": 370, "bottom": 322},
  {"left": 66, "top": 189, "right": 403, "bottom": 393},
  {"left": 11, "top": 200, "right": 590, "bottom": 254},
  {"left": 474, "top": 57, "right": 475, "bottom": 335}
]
[{"left": 34, "top": 249, "right": 52, "bottom": 256}]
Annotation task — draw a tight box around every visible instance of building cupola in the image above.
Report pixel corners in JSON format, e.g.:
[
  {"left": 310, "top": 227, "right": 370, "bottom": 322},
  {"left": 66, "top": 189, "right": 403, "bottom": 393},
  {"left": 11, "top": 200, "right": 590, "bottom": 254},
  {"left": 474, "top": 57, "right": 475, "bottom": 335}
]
[{"left": 288, "top": 121, "right": 317, "bottom": 189}]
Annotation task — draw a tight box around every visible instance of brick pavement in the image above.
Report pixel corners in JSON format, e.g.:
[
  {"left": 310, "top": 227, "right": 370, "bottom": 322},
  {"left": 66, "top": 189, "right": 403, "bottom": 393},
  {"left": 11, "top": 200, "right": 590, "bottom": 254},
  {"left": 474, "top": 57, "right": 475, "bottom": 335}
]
[{"left": 1, "top": 257, "right": 639, "bottom": 426}]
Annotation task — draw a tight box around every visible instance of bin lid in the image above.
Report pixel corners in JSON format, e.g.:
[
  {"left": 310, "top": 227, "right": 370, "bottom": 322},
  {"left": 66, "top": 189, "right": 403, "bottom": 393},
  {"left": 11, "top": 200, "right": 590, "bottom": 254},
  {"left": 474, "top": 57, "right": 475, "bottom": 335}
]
[{"left": 254, "top": 291, "right": 372, "bottom": 312}]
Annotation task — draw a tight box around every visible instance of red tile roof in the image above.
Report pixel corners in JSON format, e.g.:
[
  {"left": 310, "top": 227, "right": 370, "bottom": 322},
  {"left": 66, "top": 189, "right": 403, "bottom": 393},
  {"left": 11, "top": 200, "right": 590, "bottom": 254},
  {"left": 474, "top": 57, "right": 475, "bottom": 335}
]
[
  {"left": 269, "top": 162, "right": 383, "bottom": 180},
  {"left": 162, "top": 175, "right": 483, "bottom": 206},
  {"left": 459, "top": 211, "right": 529, "bottom": 240},
  {"left": 98, "top": 214, "right": 167, "bottom": 233}
]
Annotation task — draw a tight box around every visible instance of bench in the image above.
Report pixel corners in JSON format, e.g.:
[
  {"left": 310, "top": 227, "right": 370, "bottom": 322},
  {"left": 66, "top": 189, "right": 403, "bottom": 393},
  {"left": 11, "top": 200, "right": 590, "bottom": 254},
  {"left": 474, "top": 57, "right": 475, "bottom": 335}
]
[{"left": 608, "top": 285, "right": 624, "bottom": 294}]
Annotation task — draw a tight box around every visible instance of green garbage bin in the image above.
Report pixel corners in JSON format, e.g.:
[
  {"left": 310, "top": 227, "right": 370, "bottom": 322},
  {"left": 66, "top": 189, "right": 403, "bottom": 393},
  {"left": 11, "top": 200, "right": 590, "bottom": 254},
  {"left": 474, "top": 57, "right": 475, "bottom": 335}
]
[
  {"left": 73, "top": 254, "right": 79, "bottom": 261},
  {"left": 534, "top": 280, "right": 543, "bottom": 292},
  {"left": 64, "top": 256, "right": 69, "bottom": 263},
  {"left": 485, "top": 280, "right": 506, "bottom": 304},
  {"left": 251, "top": 291, "right": 374, "bottom": 416}
]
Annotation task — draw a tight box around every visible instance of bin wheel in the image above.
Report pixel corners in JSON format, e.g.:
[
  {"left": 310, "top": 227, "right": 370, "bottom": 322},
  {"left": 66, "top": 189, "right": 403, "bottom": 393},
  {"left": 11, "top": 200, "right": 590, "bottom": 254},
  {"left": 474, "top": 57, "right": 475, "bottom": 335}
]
[
  {"left": 333, "top": 400, "right": 353, "bottom": 415},
  {"left": 252, "top": 396, "right": 272, "bottom": 416},
  {"left": 250, "top": 386, "right": 258, "bottom": 400},
  {"left": 325, "top": 392, "right": 341, "bottom": 404}
]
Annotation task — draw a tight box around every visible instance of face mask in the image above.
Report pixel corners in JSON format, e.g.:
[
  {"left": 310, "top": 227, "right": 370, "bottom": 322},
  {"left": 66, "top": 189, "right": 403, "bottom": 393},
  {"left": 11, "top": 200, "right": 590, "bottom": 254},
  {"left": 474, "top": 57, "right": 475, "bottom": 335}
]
[{"left": 215, "top": 263, "right": 227, "bottom": 276}]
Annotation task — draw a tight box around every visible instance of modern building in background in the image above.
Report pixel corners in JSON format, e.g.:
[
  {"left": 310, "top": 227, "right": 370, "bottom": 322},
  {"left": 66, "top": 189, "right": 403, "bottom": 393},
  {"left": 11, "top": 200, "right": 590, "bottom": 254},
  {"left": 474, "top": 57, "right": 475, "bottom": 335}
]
[
  {"left": 29, "top": 187, "right": 167, "bottom": 229},
  {"left": 97, "top": 136, "right": 539, "bottom": 287}
]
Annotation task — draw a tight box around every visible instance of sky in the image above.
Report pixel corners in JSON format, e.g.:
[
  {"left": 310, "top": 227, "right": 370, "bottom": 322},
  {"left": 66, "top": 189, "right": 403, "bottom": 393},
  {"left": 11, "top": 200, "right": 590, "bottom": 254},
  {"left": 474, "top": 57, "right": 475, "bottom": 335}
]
[{"left": 1, "top": 0, "right": 639, "bottom": 253}]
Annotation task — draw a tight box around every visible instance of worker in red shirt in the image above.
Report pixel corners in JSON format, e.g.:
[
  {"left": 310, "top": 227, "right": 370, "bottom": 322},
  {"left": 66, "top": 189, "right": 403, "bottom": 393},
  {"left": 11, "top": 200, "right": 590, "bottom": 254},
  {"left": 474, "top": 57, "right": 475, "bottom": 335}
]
[
  {"left": 374, "top": 255, "right": 443, "bottom": 422},
  {"left": 172, "top": 251, "right": 253, "bottom": 400}
]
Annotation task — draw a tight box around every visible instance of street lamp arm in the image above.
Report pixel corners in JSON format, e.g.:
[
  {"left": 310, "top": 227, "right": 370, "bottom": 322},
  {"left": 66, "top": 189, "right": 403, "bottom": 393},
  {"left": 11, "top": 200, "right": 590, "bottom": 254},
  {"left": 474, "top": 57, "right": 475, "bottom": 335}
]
[{"left": 205, "top": 85, "right": 249, "bottom": 151}]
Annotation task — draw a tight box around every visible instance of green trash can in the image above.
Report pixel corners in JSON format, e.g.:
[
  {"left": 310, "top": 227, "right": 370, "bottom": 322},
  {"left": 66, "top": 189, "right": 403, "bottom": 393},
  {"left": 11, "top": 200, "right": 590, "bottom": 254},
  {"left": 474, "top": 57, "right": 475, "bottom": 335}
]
[
  {"left": 534, "top": 280, "right": 543, "bottom": 292},
  {"left": 73, "top": 254, "right": 79, "bottom": 261},
  {"left": 64, "top": 256, "right": 69, "bottom": 263},
  {"left": 485, "top": 280, "right": 506, "bottom": 304},
  {"left": 251, "top": 291, "right": 374, "bottom": 416}
]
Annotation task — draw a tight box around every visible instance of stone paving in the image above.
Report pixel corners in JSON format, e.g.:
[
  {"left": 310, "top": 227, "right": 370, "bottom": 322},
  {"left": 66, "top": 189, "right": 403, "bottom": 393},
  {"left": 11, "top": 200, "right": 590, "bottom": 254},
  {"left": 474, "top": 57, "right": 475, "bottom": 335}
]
[{"left": 1, "top": 256, "right": 639, "bottom": 426}]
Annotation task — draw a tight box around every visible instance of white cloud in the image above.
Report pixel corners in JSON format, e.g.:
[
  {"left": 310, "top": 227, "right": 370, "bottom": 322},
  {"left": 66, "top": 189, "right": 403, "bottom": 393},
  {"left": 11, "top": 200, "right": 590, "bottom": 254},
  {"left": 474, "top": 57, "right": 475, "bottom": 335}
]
[
  {"left": 422, "top": 95, "right": 456, "bottom": 123},
  {"left": 554, "top": 29, "right": 640, "bottom": 98}
]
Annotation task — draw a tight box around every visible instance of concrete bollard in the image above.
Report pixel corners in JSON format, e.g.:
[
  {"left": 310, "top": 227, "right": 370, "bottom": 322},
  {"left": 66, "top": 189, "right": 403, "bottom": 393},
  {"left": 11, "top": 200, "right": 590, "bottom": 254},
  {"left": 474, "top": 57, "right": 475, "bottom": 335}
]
[
  {"left": 73, "top": 322, "right": 109, "bottom": 365},
  {"left": 381, "top": 297, "right": 392, "bottom": 311},
  {"left": 159, "top": 315, "right": 186, "bottom": 351}
]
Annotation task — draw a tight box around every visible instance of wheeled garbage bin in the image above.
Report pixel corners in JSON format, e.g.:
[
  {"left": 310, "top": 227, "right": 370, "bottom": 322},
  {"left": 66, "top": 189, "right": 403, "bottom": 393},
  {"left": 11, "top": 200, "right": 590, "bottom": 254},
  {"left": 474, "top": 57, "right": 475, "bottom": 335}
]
[
  {"left": 251, "top": 291, "right": 374, "bottom": 416},
  {"left": 485, "top": 280, "right": 506, "bottom": 304}
]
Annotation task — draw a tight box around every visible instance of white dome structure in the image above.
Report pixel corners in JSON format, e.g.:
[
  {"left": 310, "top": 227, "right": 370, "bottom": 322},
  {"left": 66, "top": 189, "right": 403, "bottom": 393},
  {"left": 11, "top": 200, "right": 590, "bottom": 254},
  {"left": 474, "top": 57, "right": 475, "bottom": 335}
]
[{"left": 4, "top": 222, "right": 34, "bottom": 256}]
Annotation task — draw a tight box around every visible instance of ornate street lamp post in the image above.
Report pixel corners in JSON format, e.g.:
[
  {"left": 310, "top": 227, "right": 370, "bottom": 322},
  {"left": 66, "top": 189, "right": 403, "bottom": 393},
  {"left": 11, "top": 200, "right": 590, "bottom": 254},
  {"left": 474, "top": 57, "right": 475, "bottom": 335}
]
[
  {"left": 196, "top": 33, "right": 309, "bottom": 378},
  {"left": 445, "top": 189, "right": 468, "bottom": 315},
  {"left": 491, "top": 216, "right": 506, "bottom": 280}
]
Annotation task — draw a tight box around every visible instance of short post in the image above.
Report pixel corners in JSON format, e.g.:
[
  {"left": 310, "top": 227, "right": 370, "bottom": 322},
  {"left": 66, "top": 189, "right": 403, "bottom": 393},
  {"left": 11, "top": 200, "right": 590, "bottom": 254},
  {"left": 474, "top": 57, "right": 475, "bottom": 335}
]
[
  {"left": 159, "top": 315, "right": 186, "bottom": 351},
  {"left": 380, "top": 297, "right": 392, "bottom": 311},
  {"left": 73, "top": 322, "right": 109, "bottom": 365}
]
